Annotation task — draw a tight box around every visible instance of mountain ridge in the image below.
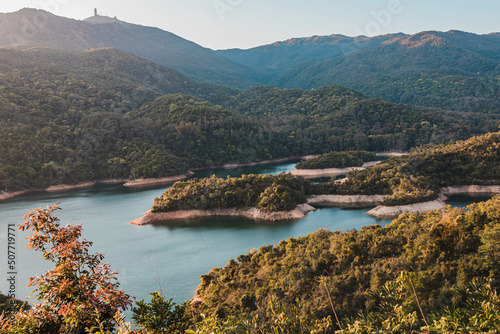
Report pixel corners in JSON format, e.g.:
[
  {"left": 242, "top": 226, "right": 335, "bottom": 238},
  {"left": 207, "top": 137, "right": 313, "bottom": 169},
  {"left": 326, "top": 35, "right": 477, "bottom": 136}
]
[
  {"left": 217, "top": 29, "right": 500, "bottom": 113},
  {"left": 0, "top": 8, "right": 266, "bottom": 89}
]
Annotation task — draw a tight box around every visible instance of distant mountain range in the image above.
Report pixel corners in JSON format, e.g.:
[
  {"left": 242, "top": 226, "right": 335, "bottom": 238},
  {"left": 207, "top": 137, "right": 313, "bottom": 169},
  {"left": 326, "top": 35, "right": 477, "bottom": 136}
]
[
  {"left": 1, "top": 9, "right": 498, "bottom": 113},
  {"left": 220, "top": 30, "right": 500, "bottom": 113},
  {"left": 0, "top": 8, "right": 265, "bottom": 89},
  {"left": 217, "top": 33, "right": 406, "bottom": 74}
]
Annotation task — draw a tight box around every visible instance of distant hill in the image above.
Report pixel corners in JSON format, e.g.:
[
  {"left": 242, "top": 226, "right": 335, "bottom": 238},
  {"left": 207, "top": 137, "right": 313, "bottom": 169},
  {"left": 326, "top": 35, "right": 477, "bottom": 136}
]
[
  {"left": 0, "top": 46, "right": 237, "bottom": 107},
  {"left": 0, "top": 8, "right": 265, "bottom": 89},
  {"left": 219, "top": 31, "right": 500, "bottom": 113}
]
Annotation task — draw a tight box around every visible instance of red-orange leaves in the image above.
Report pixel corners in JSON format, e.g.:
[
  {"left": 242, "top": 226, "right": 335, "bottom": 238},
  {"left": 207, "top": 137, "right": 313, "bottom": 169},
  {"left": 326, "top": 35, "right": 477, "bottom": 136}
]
[{"left": 12, "top": 204, "right": 131, "bottom": 333}]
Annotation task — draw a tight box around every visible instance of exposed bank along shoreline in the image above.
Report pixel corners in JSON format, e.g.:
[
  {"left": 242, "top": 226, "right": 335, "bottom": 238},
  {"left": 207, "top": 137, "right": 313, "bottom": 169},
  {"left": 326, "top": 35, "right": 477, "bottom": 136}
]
[
  {"left": 367, "top": 185, "right": 500, "bottom": 218},
  {"left": 130, "top": 185, "right": 500, "bottom": 225},
  {"left": 0, "top": 155, "right": 319, "bottom": 201},
  {"left": 1, "top": 153, "right": 406, "bottom": 201},
  {"left": 130, "top": 204, "right": 317, "bottom": 225}
]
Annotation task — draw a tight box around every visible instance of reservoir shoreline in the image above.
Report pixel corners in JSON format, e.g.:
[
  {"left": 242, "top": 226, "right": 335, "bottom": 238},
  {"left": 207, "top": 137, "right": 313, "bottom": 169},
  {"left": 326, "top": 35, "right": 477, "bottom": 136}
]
[
  {"left": 0, "top": 155, "right": 318, "bottom": 201},
  {"left": 130, "top": 185, "right": 500, "bottom": 225},
  {"left": 130, "top": 203, "right": 317, "bottom": 225}
]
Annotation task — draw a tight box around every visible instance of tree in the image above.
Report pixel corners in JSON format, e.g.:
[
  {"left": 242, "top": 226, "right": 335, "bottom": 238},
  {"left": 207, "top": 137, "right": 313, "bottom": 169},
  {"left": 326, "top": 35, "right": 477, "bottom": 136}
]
[
  {"left": 7, "top": 205, "right": 131, "bottom": 333},
  {"left": 132, "top": 291, "right": 190, "bottom": 334}
]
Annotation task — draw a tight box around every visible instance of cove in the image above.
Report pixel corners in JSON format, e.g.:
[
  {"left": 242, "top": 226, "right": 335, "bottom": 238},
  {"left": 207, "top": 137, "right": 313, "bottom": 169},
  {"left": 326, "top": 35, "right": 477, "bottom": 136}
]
[{"left": 0, "top": 161, "right": 490, "bottom": 309}]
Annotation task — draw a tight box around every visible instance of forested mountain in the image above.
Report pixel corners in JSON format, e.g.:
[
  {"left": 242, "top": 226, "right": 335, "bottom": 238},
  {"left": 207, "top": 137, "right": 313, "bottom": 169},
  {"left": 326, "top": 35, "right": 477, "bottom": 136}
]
[
  {"left": 220, "top": 30, "right": 500, "bottom": 113},
  {"left": 0, "top": 8, "right": 265, "bottom": 89},
  {"left": 273, "top": 31, "right": 500, "bottom": 113},
  {"left": 0, "top": 47, "right": 237, "bottom": 107},
  {"left": 129, "top": 95, "right": 290, "bottom": 168},
  {"left": 0, "top": 47, "right": 275, "bottom": 191},
  {"left": 0, "top": 47, "right": 499, "bottom": 192},
  {"left": 2, "top": 9, "right": 498, "bottom": 110}
]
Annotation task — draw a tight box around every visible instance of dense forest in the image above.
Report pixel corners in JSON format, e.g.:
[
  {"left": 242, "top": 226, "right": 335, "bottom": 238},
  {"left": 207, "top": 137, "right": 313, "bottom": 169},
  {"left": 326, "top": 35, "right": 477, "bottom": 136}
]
[
  {"left": 321, "top": 130, "right": 500, "bottom": 205},
  {"left": 0, "top": 48, "right": 274, "bottom": 191},
  {"left": 2, "top": 196, "right": 499, "bottom": 333},
  {"left": 221, "top": 85, "right": 500, "bottom": 154},
  {"left": 152, "top": 173, "right": 310, "bottom": 213},
  {"left": 1, "top": 48, "right": 499, "bottom": 194},
  {"left": 1, "top": 11, "right": 500, "bottom": 333},
  {"left": 0, "top": 8, "right": 266, "bottom": 89},
  {"left": 295, "top": 150, "right": 378, "bottom": 169}
]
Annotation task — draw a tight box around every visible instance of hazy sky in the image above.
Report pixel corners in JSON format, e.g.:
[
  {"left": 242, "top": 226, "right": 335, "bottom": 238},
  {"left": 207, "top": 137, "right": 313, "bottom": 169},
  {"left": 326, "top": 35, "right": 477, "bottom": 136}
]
[{"left": 1, "top": 0, "right": 499, "bottom": 49}]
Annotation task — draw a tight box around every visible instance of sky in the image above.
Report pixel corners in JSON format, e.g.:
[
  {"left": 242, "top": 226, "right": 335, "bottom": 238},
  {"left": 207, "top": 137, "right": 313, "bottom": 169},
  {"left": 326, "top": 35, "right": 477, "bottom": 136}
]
[{"left": 1, "top": 0, "right": 500, "bottom": 50}]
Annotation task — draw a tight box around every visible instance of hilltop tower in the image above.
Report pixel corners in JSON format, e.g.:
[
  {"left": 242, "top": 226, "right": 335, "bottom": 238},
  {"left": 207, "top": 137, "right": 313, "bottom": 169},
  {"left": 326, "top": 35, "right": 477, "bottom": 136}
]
[{"left": 94, "top": 8, "right": 97, "bottom": 16}]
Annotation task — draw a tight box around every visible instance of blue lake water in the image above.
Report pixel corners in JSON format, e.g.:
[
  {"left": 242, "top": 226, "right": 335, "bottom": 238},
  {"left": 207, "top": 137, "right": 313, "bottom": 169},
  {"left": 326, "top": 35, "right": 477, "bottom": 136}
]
[{"left": 0, "top": 161, "right": 489, "bottom": 310}]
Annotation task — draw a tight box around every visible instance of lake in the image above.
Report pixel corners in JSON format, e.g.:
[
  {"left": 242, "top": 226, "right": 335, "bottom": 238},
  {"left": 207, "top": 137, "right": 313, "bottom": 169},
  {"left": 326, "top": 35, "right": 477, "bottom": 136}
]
[{"left": 0, "top": 161, "right": 488, "bottom": 309}]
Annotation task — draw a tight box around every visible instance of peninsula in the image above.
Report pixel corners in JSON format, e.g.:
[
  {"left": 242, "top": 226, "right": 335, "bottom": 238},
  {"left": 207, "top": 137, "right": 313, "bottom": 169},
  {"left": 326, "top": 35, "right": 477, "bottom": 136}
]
[{"left": 131, "top": 131, "right": 500, "bottom": 225}]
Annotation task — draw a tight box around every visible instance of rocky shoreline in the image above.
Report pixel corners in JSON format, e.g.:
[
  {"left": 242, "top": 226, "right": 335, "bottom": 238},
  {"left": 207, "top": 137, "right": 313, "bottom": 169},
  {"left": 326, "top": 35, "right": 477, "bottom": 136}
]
[
  {"left": 367, "top": 198, "right": 447, "bottom": 218},
  {"left": 189, "top": 155, "right": 318, "bottom": 171},
  {"left": 367, "top": 185, "right": 500, "bottom": 217},
  {"left": 0, "top": 190, "right": 31, "bottom": 201},
  {"left": 0, "top": 175, "right": 189, "bottom": 201},
  {"left": 123, "top": 172, "right": 194, "bottom": 187},
  {"left": 130, "top": 195, "right": 389, "bottom": 225},
  {"left": 130, "top": 203, "right": 317, "bottom": 225},
  {"left": 441, "top": 185, "right": 500, "bottom": 195}
]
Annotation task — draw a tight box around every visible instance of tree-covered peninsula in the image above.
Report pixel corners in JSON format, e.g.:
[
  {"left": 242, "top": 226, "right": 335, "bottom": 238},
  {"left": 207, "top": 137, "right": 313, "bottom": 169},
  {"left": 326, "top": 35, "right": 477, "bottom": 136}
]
[
  {"left": 149, "top": 131, "right": 500, "bottom": 217},
  {"left": 152, "top": 173, "right": 310, "bottom": 213}
]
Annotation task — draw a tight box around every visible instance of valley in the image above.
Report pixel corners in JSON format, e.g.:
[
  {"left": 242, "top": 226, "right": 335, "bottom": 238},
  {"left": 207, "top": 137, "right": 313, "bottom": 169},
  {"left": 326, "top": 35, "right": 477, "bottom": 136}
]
[{"left": 0, "top": 6, "right": 499, "bottom": 333}]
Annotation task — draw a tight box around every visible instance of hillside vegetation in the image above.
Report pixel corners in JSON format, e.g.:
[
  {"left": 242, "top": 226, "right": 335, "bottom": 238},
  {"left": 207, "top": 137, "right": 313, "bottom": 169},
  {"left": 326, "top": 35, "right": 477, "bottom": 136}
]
[
  {"left": 193, "top": 195, "right": 500, "bottom": 332},
  {"left": 0, "top": 48, "right": 280, "bottom": 191},
  {"left": 221, "top": 30, "right": 500, "bottom": 114},
  {"left": 0, "top": 8, "right": 266, "bottom": 89},
  {"left": 3, "top": 193, "right": 499, "bottom": 333},
  {"left": 217, "top": 33, "right": 404, "bottom": 75},
  {"left": 151, "top": 131, "right": 500, "bottom": 212},
  {"left": 273, "top": 31, "right": 500, "bottom": 113}
]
